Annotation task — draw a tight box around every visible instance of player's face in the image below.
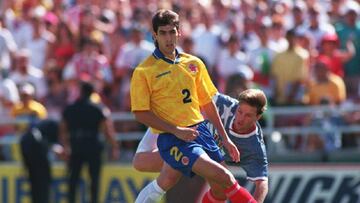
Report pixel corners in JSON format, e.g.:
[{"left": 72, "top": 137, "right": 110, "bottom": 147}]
[
  {"left": 153, "top": 25, "right": 179, "bottom": 57},
  {"left": 233, "top": 103, "right": 261, "bottom": 132}
]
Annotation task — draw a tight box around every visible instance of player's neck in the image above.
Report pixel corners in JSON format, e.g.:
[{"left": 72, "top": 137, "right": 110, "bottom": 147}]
[
  {"left": 164, "top": 51, "right": 176, "bottom": 60},
  {"left": 232, "top": 123, "right": 256, "bottom": 134}
]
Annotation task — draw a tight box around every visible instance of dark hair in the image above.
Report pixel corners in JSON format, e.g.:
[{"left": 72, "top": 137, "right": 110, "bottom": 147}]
[
  {"left": 152, "top": 9, "right": 179, "bottom": 47},
  {"left": 152, "top": 9, "right": 179, "bottom": 33},
  {"left": 80, "top": 81, "right": 94, "bottom": 99},
  {"left": 238, "top": 89, "right": 267, "bottom": 115}
]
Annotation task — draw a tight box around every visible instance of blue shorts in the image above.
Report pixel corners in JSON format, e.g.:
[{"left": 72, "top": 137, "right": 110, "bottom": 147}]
[
  {"left": 225, "top": 133, "right": 268, "bottom": 180},
  {"left": 157, "top": 121, "right": 224, "bottom": 177}
]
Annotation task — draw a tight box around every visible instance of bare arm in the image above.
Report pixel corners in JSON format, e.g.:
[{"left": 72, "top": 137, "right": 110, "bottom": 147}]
[
  {"left": 101, "top": 118, "right": 120, "bottom": 160},
  {"left": 337, "top": 40, "right": 355, "bottom": 63},
  {"left": 134, "top": 110, "right": 199, "bottom": 141},
  {"left": 58, "top": 120, "right": 70, "bottom": 160},
  {"left": 201, "top": 100, "right": 240, "bottom": 162},
  {"left": 201, "top": 101, "right": 227, "bottom": 141}
]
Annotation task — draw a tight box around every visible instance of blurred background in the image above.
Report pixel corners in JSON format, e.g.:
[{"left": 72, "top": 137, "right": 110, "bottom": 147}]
[{"left": 0, "top": 0, "right": 359, "bottom": 202}]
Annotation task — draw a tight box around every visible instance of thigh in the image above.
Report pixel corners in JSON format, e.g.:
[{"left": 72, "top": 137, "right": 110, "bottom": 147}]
[
  {"left": 157, "top": 134, "right": 205, "bottom": 177},
  {"left": 192, "top": 154, "right": 230, "bottom": 184},
  {"left": 157, "top": 162, "right": 183, "bottom": 191},
  {"left": 157, "top": 122, "right": 224, "bottom": 177}
]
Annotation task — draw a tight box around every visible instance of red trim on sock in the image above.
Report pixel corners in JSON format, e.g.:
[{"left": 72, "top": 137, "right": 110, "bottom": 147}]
[
  {"left": 202, "top": 190, "right": 226, "bottom": 203},
  {"left": 224, "top": 183, "right": 257, "bottom": 203},
  {"left": 224, "top": 182, "right": 241, "bottom": 197},
  {"left": 209, "top": 190, "right": 226, "bottom": 202}
]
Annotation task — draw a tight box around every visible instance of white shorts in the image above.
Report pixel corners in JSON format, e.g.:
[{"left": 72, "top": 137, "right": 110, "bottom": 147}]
[{"left": 135, "top": 128, "right": 159, "bottom": 153}]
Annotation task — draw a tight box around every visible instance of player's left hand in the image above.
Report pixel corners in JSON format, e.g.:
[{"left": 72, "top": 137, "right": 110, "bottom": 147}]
[{"left": 222, "top": 139, "right": 240, "bottom": 162}]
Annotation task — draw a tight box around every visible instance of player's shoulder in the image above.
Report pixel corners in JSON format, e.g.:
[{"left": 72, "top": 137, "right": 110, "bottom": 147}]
[
  {"left": 134, "top": 54, "right": 157, "bottom": 71},
  {"left": 179, "top": 52, "right": 204, "bottom": 64},
  {"left": 213, "top": 93, "right": 238, "bottom": 106},
  {"left": 255, "top": 121, "right": 264, "bottom": 133}
]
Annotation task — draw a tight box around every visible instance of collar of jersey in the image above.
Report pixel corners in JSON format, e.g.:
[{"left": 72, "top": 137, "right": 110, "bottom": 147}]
[
  {"left": 228, "top": 115, "right": 258, "bottom": 138},
  {"left": 152, "top": 48, "right": 181, "bottom": 64}
]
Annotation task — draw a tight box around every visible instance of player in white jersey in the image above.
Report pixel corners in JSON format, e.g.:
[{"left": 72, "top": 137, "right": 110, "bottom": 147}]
[{"left": 134, "top": 89, "right": 269, "bottom": 203}]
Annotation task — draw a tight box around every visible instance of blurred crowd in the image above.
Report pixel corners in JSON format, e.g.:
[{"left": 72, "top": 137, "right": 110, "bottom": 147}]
[{"left": 0, "top": 0, "right": 360, "bottom": 159}]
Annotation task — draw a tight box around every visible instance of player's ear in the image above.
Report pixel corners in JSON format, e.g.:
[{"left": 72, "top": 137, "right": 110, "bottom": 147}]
[
  {"left": 152, "top": 31, "right": 157, "bottom": 39},
  {"left": 256, "top": 114, "right": 262, "bottom": 121}
]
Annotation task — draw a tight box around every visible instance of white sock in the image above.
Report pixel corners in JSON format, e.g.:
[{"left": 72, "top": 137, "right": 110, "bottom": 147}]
[{"left": 135, "top": 180, "right": 166, "bottom": 203}]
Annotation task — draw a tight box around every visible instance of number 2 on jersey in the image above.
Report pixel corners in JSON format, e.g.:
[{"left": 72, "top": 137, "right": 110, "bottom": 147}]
[{"left": 182, "top": 89, "right": 192, "bottom": 103}]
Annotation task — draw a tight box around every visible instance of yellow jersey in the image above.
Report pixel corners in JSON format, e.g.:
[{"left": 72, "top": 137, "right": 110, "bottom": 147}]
[{"left": 131, "top": 48, "right": 217, "bottom": 133}]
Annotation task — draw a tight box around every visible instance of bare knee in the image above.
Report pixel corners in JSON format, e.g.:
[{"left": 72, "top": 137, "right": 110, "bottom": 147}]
[
  {"left": 216, "top": 168, "right": 236, "bottom": 187},
  {"left": 132, "top": 154, "right": 147, "bottom": 172},
  {"left": 132, "top": 152, "right": 163, "bottom": 172},
  {"left": 157, "top": 171, "right": 181, "bottom": 191}
]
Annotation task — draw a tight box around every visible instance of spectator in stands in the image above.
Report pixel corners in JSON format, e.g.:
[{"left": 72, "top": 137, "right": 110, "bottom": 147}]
[
  {"left": 271, "top": 29, "right": 309, "bottom": 106},
  {"left": 0, "top": 77, "right": 19, "bottom": 116},
  {"left": 304, "top": 58, "right": 346, "bottom": 152},
  {"left": 291, "top": 1, "right": 307, "bottom": 31},
  {"left": 191, "top": 8, "right": 221, "bottom": 74},
  {"left": 4, "top": 0, "right": 33, "bottom": 49},
  {"left": 217, "top": 34, "right": 250, "bottom": 92},
  {"left": 63, "top": 35, "right": 111, "bottom": 103},
  {"left": 304, "top": 4, "right": 336, "bottom": 49},
  {"left": 75, "top": 5, "right": 99, "bottom": 47},
  {"left": 317, "top": 33, "right": 355, "bottom": 78},
  {"left": 248, "top": 23, "right": 277, "bottom": 102},
  {"left": 224, "top": 72, "right": 253, "bottom": 99},
  {"left": 306, "top": 57, "right": 346, "bottom": 106},
  {"left": 180, "top": 36, "right": 195, "bottom": 55},
  {"left": 44, "top": 65, "right": 68, "bottom": 118},
  {"left": 0, "top": 14, "right": 17, "bottom": 78},
  {"left": 50, "top": 21, "right": 75, "bottom": 70},
  {"left": 268, "top": 15, "right": 288, "bottom": 53},
  {"left": 0, "top": 78, "right": 19, "bottom": 157},
  {"left": 8, "top": 49, "right": 47, "bottom": 100},
  {"left": 335, "top": 0, "right": 360, "bottom": 100},
  {"left": 114, "top": 25, "right": 153, "bottom": 111},
  {"left": 26, "top": 5, "right": 55, "bottom": 71},
  {"left": 327, "top": 0, "right": 343, "bottom": 24},
  {"left": 240, "top": 16, "right": 261, "bottom": 53}
]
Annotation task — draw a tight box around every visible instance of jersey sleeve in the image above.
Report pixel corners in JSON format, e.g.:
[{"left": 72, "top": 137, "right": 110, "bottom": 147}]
[
  {"left": 196, "top": 60, "right": 218, "bottom": 106},
  {"left": 130, "top": 68, "right": 151, "bottom": 111}
]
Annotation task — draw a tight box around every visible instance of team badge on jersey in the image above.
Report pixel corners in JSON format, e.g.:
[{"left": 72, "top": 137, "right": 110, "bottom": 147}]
[
  {"left": 181, "top": 156, "right": 189, "bottom": 165},
  {"left": 188, "top": 64, "right": 198, "bottom": 73}
]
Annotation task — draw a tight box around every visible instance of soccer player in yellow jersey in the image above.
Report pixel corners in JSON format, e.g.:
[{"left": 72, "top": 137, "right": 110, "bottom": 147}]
[{"left": 130, "top": 9, "right": 256, "bottom": 203}]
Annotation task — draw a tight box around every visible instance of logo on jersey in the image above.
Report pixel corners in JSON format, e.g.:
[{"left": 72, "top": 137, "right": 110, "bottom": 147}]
[
  {"left": 181, "top": 156, "right": 189, "bottom": 166},
  {"left": 188, "top": 64, "right": 198, "bottom": 73},
  {"left": 156, "top": 71, "right": 171, "bottom": 78}
]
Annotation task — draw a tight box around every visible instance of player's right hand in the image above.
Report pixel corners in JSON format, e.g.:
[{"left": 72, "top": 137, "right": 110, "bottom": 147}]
[
  {"left": 223, "top": 138, "right": 240, "bottom": 163},
  {"left": 174, "top": 126, "right": 199, "bottom": 142}
]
